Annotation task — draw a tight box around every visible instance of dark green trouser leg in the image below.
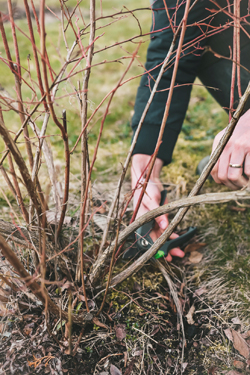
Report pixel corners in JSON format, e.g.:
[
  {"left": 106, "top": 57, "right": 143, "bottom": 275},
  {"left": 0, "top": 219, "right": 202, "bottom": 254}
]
[
  {"left": 198, "top": 0, "right": 250, "bottom": 112},
  {"left": 131, "top": 0, "right": 250, "bottom": 165}
]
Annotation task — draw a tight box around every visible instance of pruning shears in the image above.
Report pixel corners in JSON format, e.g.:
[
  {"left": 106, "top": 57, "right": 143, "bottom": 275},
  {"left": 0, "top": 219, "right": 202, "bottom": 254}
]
[{"left": 123, "top": 190, "right": 197, "bottom": 260}]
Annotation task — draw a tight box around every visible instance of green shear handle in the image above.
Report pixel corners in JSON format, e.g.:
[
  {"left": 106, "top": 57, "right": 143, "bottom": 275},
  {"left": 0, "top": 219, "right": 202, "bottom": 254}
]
[{"left": 123, "top": 190, "right": 197, "bottom": 259}]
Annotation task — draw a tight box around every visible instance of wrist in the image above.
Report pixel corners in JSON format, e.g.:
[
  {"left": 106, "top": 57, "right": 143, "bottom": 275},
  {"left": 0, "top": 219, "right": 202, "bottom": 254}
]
[{"left": 132, "top": 154, "right": 163, "bottom": 178}]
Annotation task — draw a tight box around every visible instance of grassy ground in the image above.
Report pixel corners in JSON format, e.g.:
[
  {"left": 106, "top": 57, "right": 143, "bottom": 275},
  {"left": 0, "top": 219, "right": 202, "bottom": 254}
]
[{"left": 0, "top": 1, "right": 250, "bottom": 374}]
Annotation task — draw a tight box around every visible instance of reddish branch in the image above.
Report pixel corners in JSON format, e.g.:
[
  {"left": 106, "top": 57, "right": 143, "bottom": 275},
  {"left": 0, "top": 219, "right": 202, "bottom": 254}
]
[
  {"left": 78, "top": 0, "right": 96, "bottom": 307},
  {"left": 0, "top": 118, "right": 43, "bottom": 221},
  {"left": 7, "top": 1, "right": 34, "bottom": 172},
  {"left": 0, "top": 108, "right": 29, "bottom": 222},
  {"left": 0, "top": 12, "right": 14, "bottom": 72},
  {"left": 59, "top": 0, "right": 78, "bottom": 39},
  {"left": 0, "top": 93, "right": 46, "bottom": 167},
  {"left": 235, "top": 0, "right": 242, "bottom": 98},
  {"left": 7, "top": 0, "right": 21, "bottom": 77},
  {"left": 23, "top": 0, "right": 48, "bottom": 112},
  {"left": 39, "top": 0, "right": 70, "bottom": 236},
  {"left": 229, "top": 1, "right": 237, "bottom": 119}
]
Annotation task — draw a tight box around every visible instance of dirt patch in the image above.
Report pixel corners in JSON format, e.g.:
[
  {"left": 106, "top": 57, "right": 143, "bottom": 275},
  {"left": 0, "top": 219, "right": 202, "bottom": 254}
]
[{"left": 1, "top": 264, "right": 249, "bottom": 375}]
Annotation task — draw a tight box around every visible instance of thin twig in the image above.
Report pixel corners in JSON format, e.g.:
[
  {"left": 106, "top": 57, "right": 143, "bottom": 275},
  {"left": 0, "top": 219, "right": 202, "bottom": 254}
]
[
  {"left": 39, "top": 0, "right": 70, "bottom": 235},
  {"left": 8, "top": 1, "right": 34, "bottom": 171},
  {"left": 235, "top": 0, "right": 242, "bottom": 98},
  {"left": 0, "top": 118, "right": 43, "bottom": 222},
  {"left": 229, "top": 1, "right": 237, "bottom": 119},
  {"left": 0, "top": 165, "right": 16, "bottom": 198},
  {"left": 23, "top": 0, "right": 48, "bottom": 111},
  {"left": 153, "top": 259, "right": 185, "bottom": 366},
  {"left": 0, "top": 106, "right": 29, "bottom": 222},
  {"left": 0, "top": 93, "right": 46, "bottom": 167},
  {"left": 76, "top": 0, "right": 96, "bottom": 307}
]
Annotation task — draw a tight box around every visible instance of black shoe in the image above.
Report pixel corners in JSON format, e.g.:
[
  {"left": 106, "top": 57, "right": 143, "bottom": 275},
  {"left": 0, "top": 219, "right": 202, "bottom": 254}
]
[{"left": 196, "top": 155, "right": 213, "bottom": 181}]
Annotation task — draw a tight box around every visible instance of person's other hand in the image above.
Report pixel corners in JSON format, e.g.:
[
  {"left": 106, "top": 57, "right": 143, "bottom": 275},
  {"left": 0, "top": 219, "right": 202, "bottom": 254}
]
[
  {"left": 131, "top": 154, "right": 184, "bottom": 262},
  {"left": 211, "top": 109, "right": 250, "bottom": 189}
]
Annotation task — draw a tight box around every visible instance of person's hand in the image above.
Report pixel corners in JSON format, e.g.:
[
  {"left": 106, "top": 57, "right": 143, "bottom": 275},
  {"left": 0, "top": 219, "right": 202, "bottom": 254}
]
[
  {"left": 211, "top": 109, "right": 250, "bottom": 189},
  {"left": 131, "top": 154, "right": 184, "bottom": 262}
]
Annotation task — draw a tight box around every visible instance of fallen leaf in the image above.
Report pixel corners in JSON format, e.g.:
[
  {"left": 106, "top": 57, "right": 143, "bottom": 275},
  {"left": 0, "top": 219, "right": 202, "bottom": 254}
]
[
  {"left": 194, "top": 287, "right": 207, "bottom": 296},
  {"left": 167, "top": 357, "right": 173, "bottom": 367},
  {"left": 0, "top": 323, "right": 5, "bottom": 334},
  {"left": 241, "top": 330, "right": 250, "bottom": 339},
  {"left": 78, "top": 295, "right": 86, "bottom": 302},
  {"left": 65, "top": 322, "right": 69, "bottom": 338},
  {"left": 231, "top": 317, "right": 241, "bottom": 326},
  {"left": 186, "top": 305, "right": 195, "bottom": 325},
  {"left": 110, "top": 364, "right": 122, "bottom": 375},
  {"left": 132, "top": 350, "right": 142, "bottom": 357},
  {"left": 224, "top": 328, "right": 250, "bottom": 359},
  {"left": 224, "top": 328, "right": 233, "bottom": 341},
  {"left": 231, "top": 329, "right": 250, "bottom": 359},
  {"left": 92, "top": 317, "right": 108, "bottom": 329},
  {"left": 124, "top": 352, "right": 127, "bottom": 368},
  {"left": 180, "top": 282, "right": 185, "bottom": 296},
  {"left": 94, "top": 204, "right": 106, "bottom": 214},
  {"left": 182, "top": 363, "right": 188, "bottom": 371},
  {"left": 233, "top": 360, "right": 245, "bottom": 369},
  {"left": 115, "top": 324, "right": 126, "bottom": 341},
  {"left": 188, "top": 251, "right": 203, "bottom": 264},
  {"left": 124, "top": 359, "right": 136, "bottom": 375},
  {"left": 46, "top": 212, "right": 73, "bottom": 225},
  {"left": 208, "top": 366, "right": 217, "bottom": 374},
  {"left": 228, "top": 205, "right": 246, "bottom": 212},
  {"left": 93, "top": 214, "right": 109, "bottom": 231},
  {"left": 184, "top": 242, "right": 206, "bottom": 254},
  {"left": 64, "top": 347, "right": 71, "bottom": 355},
  {"left": 87, "top": 299, "right": 96, "bottom": 310},
  {"left": 225, "top": 371, "right": 242, "bottom": 375},
  {"left": 151, "top": 325, "right": 160, "bottom": 336},
  {"left": 23, "top": 327, "right": 32, "bottom": 336},
  {"left": 61, "top": 281, "right": 74, "bottom": 292}
]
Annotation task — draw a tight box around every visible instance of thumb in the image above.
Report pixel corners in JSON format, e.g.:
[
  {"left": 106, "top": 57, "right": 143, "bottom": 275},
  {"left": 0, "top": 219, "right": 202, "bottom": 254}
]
[
  {"left": 143, "top": 194, "right": 169, "bottom": 230},
  {"left": 155, "top": 214, "right": 169, "bottom": 230}
]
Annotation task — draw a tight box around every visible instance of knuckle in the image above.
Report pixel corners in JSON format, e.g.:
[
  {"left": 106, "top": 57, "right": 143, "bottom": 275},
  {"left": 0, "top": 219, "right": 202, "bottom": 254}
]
[
  {"left": 217, "top": 171, "right": 227, "bottom": 183},
  {"left": 210, "top": 170, "right": 216, "bottom": 180},
  {"left": 211, "top": 169, "right": 217, "bottom": 178},
  {"left": 228, "top": 173, "right": 238, "bottom": 183},
  {"left": 234, "top": 140, "right": 242, "bottom": 150}
]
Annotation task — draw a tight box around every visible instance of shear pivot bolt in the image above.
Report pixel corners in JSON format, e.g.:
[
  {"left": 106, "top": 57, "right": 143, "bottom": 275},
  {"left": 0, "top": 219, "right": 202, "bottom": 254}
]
[{"left": 141, "top": 238, "right": 149, "bottom": 247}]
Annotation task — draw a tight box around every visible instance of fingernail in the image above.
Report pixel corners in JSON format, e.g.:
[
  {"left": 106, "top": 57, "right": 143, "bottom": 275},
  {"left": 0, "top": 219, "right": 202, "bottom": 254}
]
[{"left": 159, "top": 220, "right": 167, "bottom": 230}]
